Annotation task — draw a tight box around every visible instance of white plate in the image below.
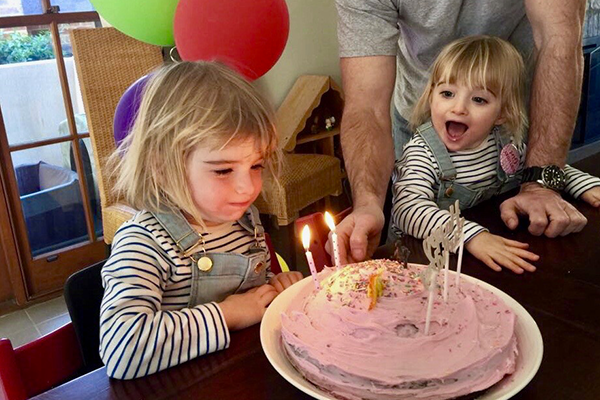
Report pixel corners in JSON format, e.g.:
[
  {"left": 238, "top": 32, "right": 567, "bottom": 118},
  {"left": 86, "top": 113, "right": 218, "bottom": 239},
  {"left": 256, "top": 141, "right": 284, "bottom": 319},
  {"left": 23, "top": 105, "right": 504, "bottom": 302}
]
[{"left": 260, "top": 271, "right": 543, "bottom": 400}]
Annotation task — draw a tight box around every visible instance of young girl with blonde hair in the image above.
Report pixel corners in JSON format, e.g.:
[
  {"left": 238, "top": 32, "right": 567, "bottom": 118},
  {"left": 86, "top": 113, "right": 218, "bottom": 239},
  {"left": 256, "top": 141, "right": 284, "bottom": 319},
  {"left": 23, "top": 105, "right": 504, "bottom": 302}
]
[
  {"left": 392, "top": 35, "right": 600, "bottom": 273},
  {"left": 100, "top": 61, "right": 302, "bottom": 380}
]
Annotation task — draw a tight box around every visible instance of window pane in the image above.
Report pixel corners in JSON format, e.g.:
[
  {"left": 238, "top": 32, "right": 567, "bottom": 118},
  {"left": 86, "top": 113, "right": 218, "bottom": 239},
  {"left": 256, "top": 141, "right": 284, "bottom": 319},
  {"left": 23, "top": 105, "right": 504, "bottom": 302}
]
[
  {"left": 12, "top": 142, "right": 90, "bottom": 256},
  {"left": 51, "top": 0, "right": 94, "bottom": 13},
  {"left": 59, "top": 21, "right": 99, "bottom": 134},
  {"left": 80, "top": 137, "right": 102, "bottom": 237},
  {"left": 0, "top": 0, "right": 43, "bottom": 17},
  {"left": 0, "top": 25, "right": 71, "bottom": 145}
]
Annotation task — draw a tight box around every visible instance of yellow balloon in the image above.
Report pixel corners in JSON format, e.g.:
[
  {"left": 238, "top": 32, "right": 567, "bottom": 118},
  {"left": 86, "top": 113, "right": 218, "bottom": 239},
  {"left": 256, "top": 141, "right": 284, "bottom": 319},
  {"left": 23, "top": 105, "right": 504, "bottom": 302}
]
[{"left": 276, "top": 253, "right": 290, "bottom": 272}]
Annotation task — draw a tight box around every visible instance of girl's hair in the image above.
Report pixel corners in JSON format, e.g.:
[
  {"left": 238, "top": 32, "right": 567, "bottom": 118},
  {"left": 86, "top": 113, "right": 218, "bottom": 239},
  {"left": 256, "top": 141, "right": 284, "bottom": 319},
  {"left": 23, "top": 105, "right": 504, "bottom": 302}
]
[
  {"left": 410, "top": 35, "right": 527, "bottom": 142},
  {"left": 109, "top": 61, "right": 279, "bottom": 225}
]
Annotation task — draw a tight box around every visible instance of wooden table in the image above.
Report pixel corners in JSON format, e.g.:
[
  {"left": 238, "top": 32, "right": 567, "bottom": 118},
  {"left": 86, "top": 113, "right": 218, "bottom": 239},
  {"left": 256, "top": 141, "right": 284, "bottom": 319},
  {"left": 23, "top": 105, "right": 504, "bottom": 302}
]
[{"left": 34, "top": 156, "right": 600, "bottom": 400}]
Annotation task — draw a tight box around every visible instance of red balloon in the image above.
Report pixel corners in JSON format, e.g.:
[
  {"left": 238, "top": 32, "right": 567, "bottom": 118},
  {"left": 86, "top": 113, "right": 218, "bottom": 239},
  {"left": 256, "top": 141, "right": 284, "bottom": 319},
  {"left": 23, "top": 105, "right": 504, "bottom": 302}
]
[{"left": 173, "top": 0, "right": 289, "bottom": 81}]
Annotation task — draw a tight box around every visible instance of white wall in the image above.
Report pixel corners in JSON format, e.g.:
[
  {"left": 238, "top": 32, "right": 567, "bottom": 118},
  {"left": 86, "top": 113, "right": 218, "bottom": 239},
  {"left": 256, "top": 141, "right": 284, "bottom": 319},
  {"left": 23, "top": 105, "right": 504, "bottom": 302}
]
[
  {"left": 255, "top": 0, "right": 341, "bottom": 107},
  {"left": 100, "top": 0, "right": 341, "bottom": 108}
]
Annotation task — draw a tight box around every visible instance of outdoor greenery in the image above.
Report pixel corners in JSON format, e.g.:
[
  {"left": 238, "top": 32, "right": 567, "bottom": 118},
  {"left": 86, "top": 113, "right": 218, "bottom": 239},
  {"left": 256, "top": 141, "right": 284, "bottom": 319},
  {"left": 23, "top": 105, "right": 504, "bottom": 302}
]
[{"left": 0, "top": 31, "right": 72, "bottom": 65}]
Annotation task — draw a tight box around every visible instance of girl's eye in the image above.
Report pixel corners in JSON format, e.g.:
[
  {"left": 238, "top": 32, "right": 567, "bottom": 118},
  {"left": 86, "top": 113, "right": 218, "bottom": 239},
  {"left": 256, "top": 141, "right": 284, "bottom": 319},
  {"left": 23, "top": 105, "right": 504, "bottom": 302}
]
[
  {"left": 441, "top": 90, "right": 453, "bottom": 98},
  {"left": 214, "top": 168, "right": 233, "bottom": 176},
  {"left": 472, "top": 97, "right": 488, "bottom": 104},
  {"left": 251, "top": 163, "right": 265, "bottom": 171}
]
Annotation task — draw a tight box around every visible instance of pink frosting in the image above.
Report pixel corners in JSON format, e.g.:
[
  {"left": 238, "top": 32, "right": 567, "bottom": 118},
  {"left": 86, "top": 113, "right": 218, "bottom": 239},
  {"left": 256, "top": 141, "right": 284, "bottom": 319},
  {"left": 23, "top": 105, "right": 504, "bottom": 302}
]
[{"left": 281, "top": 260, "right": 517, "bottom": 400}]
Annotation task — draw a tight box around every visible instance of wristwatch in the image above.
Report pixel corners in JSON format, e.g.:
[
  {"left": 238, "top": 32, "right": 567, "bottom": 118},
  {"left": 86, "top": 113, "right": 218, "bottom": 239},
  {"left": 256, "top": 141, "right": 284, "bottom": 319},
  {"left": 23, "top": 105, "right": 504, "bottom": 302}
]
[{"left": 520, "top": 165, "right": 566, "bottom": 191}]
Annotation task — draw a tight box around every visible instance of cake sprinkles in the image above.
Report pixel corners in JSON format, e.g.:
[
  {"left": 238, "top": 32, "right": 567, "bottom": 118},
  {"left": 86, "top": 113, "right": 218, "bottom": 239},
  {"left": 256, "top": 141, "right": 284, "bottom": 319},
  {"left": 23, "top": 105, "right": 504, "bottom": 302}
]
[{"left": 280, "top": 260, "right": 517, "bottom": 400}]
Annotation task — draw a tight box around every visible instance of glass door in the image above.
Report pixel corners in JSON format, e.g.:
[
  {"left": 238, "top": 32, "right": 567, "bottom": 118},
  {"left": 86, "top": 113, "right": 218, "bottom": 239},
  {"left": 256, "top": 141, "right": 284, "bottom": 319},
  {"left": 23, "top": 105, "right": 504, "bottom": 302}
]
[{"left": 0, "top": 0, "right": 105, "bottom": 300}]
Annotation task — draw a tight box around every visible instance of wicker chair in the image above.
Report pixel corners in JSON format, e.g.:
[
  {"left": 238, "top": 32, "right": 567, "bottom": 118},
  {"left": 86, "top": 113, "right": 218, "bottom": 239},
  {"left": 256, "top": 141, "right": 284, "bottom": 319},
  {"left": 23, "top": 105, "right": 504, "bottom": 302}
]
[{"left": 70, "top": 27, "right": 163, "bottom": 244}]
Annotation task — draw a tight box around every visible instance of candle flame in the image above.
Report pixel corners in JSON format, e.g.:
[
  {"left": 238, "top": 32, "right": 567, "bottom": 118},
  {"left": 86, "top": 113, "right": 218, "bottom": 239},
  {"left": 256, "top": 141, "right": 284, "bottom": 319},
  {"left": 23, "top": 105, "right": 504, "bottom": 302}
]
[
  {"left": 301, "top": 225, "right": 311, "bottom": 250},
  {"left": 324, "top": 211, "right": 336, "bottom": 231}
]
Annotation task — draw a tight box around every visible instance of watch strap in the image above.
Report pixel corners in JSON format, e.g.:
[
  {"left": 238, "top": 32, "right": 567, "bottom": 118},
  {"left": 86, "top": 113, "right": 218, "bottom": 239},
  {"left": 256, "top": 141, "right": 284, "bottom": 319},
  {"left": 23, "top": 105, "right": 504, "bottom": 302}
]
[{"left": 521, "top": 166, "right": 543, "bottom": 184}]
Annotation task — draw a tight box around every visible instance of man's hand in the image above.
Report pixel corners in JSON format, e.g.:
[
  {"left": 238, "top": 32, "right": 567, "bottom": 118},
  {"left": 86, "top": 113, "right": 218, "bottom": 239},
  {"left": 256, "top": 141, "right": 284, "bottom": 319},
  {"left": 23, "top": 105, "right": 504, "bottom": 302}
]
[
  {"left": 326, "top": 204, "right": 385, "bottom": 264},
  {"left": 500, "top": 183, "right": 587, "bottom": 237}
]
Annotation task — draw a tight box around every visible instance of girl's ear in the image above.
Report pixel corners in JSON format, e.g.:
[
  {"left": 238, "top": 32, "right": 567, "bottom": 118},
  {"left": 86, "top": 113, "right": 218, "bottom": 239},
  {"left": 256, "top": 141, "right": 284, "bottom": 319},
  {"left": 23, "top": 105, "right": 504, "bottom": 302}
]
[{"left": 494, "top": 114, "right": 506, "bottom": 126}]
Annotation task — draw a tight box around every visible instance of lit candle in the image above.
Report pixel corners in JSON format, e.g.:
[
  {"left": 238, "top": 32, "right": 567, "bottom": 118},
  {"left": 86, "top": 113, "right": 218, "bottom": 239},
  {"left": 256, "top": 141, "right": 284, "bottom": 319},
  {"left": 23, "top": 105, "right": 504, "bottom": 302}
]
[
  {"left": 324, "top": 211, "right": 341, "bottom": 269},
  {"left": 302, "top": 225, "right": 320, "bottom": 289}
]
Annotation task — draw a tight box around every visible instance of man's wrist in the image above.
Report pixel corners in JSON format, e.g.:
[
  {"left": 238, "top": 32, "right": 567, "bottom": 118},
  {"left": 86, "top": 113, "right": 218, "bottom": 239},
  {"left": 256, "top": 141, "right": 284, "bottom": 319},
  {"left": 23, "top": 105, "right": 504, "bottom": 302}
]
[
  {"left": 353, "top": 193, "right": 385, "bottom": 210},
  {"left": 520, "top": 165, "right": 566, "bottom": 191}
]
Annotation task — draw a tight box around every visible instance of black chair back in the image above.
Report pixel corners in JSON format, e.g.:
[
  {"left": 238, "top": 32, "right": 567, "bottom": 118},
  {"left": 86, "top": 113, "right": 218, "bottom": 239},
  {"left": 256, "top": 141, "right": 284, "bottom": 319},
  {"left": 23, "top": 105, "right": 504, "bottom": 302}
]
[{"left": 64, "top": 260, "right": 106, "bottom": 372}]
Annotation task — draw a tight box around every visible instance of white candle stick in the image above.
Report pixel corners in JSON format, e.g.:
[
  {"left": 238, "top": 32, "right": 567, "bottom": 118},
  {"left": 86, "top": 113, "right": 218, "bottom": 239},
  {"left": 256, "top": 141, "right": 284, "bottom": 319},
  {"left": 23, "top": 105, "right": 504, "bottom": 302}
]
[
  {"left": 423, "top": 227, "right": 443, "bottom": 335},
  {"left": 454, "top": 218, "right": 465, "bottom": 289},
  {"left": 424, "top": 269, "right": 437, "bottom": 335},
  {"left": 324, "top": 212, "right": 341, "bottom": 269},
  {"left": 301, "top": 225, "right": 320, "bottom": 289},
  {"left": 441, "top": 220, "right": 452, "bottom": 303},
  {"left": 442, "top": 249, "right": 450, "bottom": 302}
]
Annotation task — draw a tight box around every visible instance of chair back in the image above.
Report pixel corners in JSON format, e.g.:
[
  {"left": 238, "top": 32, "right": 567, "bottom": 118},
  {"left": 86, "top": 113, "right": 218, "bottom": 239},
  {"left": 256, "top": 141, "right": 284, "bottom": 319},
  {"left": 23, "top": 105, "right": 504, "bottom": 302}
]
[
  {"left": 0, "top": 323, "right": 83, "bottom": 400},
  {"left": 64, "top": 260, "right": 106, "bottom": 373},
  {"left": 70, "top": 27, "right": 163, "bottom": 243}
]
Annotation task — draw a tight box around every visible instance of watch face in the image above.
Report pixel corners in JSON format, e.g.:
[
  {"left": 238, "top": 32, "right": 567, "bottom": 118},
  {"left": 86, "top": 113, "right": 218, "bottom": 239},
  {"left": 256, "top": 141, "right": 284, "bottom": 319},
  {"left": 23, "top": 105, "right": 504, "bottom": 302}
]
[{"left": 541, "top": 165, "right": 566, "bottom": 190}]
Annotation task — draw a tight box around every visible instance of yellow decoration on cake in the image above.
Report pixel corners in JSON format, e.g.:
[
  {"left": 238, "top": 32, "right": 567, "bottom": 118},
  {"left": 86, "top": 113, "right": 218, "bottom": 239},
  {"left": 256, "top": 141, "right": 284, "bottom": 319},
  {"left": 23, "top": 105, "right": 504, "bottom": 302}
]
[{"left": 367, "top": 271, "right": 385, "bottom": 310}]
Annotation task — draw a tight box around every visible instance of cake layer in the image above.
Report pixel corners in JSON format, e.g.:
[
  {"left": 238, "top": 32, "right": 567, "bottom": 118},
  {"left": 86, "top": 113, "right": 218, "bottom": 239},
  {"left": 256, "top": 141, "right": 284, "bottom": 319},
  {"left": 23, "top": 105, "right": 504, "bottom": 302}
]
[{"left": 281, "top": 260, "right": 517, "bottom": 400}]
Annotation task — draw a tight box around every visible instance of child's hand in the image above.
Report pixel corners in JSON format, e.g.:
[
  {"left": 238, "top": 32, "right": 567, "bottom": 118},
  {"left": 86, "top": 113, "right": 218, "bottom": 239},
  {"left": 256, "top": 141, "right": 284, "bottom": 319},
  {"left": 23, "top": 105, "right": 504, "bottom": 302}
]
[
  {"left": 581, "top": 186, "right": 600, "bottom": 207},
  {"left": 465, "top": 232, "right": 539, "bottom": 274},
  {"left": 218, "top": 284, "right": 278, "bottom": 331},
  {"left": 269, "top": 271, "right": 303, "bottom": 293}
]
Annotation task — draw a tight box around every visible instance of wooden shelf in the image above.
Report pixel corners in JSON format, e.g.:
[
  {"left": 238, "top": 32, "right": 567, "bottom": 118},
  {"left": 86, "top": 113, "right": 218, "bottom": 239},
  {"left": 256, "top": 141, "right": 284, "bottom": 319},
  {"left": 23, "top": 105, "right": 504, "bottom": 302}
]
[{"left": 295, "top": 127, "right": 339, "bottom": 145}]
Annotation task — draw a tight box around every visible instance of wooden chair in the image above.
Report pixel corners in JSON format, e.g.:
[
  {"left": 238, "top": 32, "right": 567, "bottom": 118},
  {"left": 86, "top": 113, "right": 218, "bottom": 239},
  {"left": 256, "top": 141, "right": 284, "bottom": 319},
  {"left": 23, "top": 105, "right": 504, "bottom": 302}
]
[
  {"left": 0, "top": 323, "right": 83, "bottom": 400},
  {"left": 254, "top": 75, "right": 344, "bottom": 226},
  {"left": 70, "top": 27, "right": 163, "bottom": 244}
]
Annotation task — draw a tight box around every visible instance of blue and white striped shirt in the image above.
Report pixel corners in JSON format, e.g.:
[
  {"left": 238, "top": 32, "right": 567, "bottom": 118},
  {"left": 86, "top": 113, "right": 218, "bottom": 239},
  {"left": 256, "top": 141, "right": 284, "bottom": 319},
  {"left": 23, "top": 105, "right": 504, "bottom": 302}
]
[
  {"left": 99, "top": 210, "right": 270, "bottom": 379},
  {"left": 392, "top": 134, "right": 600, "bottom": 243}
]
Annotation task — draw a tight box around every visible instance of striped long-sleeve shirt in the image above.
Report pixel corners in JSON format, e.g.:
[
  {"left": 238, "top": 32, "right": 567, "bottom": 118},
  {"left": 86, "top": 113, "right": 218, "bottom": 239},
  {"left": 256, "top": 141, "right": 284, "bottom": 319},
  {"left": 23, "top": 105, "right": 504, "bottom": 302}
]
[
  {"left": 391, "top": 134, "right": 600, "bottom": 243},
  {"left": 99, "top": 210, "right": 271, "bottom": 380}
]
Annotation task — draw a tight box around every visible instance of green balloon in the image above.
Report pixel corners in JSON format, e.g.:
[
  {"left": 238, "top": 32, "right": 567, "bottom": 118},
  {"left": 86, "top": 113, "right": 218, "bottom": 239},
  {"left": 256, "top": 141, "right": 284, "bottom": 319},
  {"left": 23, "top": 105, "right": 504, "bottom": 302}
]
[{"left": 90, "top": 0, "right": 179, "bottom": 46}]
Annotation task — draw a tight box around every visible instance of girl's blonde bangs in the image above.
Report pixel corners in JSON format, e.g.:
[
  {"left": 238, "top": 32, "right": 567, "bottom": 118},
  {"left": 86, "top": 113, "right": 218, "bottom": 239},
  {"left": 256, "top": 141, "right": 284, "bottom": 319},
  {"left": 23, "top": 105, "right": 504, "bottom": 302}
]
[
  {"left": 109, "top": 61, "right": 280, "bottom": 226},
  {"left": 410, "top": 36, "right": 527, "bottom": 141}
]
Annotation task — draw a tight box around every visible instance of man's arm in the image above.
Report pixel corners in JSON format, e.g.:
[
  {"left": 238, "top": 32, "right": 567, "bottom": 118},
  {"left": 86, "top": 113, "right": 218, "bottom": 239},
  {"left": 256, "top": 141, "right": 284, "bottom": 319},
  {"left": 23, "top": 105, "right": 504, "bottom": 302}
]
[
  {"left": 500, "top": 0, "right": 588, "bottom": 238},
  {"left": 525, "top": 0, "right": 586, "bottom": 167},
  {"left": 341, "top": 56, "right": 396, "bottom": 209},
  {"left": 333, "top": 55, "right": 396, "bottom": 262}
]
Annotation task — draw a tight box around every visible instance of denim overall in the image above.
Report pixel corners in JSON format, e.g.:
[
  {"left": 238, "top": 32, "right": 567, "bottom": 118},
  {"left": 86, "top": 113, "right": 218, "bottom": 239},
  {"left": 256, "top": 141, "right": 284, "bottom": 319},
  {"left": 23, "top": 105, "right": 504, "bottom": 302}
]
[
  {"left": 416, "top": 121, "right": 519, "bottom": 211},
  {"left": 151, "top": 207, "right": 268, "bottom": 306}
]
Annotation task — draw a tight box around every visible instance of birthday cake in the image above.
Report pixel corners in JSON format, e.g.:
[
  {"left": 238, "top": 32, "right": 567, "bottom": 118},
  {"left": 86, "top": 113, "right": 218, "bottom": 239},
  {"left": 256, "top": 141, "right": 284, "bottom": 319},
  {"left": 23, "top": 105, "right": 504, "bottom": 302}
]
[{"left": 280, "top": 260, "right": 517, "bottom": 400}]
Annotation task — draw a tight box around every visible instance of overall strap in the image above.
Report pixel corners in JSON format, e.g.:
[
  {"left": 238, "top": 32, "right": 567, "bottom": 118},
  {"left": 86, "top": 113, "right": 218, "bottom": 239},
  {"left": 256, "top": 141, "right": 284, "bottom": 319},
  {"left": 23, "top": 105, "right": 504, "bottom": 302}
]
[
  {"left": 416, "top": 121, "right": 457, "bottom": 181},
  {"left": 237, "top": 205, "right": 264, "bottom": 235},
  {"left": 151, "top": 209, "right": 200, "bottom": 253}
]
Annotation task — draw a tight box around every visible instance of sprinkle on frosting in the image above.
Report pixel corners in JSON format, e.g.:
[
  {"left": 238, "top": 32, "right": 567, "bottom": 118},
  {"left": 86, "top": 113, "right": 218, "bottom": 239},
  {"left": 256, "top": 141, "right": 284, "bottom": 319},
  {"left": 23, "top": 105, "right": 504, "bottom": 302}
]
[{"left": 280, "top": 259, "right": 518, "bottom": 400}]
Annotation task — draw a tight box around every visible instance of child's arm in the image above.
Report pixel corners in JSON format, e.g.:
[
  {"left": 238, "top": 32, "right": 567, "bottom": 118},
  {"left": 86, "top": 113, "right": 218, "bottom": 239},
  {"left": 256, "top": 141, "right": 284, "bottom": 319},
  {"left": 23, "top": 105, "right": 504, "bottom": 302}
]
[
  {"left": 269, "top": 271, "right": 303, "bottom": 293},
  {"left": 465, "top": 232, "right": 539, "bottom": 274},
  {"left": 393, "top": 140, "right": 538, "bottom": 274},
  {"left": 564, "top": 165, "right": 600, "bottom": 207},
  {"left": 391, "top": 140, "right": 487, "bottom": 243},
  {"left": 100, "top": 223, "right": 230, "bottom": 380}
]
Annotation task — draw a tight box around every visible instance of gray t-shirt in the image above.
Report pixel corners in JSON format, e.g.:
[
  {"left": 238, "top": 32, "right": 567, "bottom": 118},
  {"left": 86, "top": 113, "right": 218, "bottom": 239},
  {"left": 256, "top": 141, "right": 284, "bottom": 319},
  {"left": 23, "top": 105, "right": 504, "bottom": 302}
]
[{"left": 336, "top": 0, "right": 534, "bottom": 119}]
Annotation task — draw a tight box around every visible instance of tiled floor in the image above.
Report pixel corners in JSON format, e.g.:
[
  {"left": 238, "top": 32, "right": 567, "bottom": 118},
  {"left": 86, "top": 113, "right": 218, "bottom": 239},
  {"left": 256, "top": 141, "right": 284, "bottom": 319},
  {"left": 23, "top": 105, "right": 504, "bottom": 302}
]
[{"left": 0, "top": 296, "right": 71, "bottom": 348}]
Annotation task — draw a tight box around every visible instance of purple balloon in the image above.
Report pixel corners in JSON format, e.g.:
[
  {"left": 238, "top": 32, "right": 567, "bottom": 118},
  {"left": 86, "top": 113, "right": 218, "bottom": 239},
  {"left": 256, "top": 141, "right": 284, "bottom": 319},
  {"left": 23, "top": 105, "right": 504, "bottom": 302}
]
[{"left": 113, "top": 74, "right": 150, "bottom": 146}]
